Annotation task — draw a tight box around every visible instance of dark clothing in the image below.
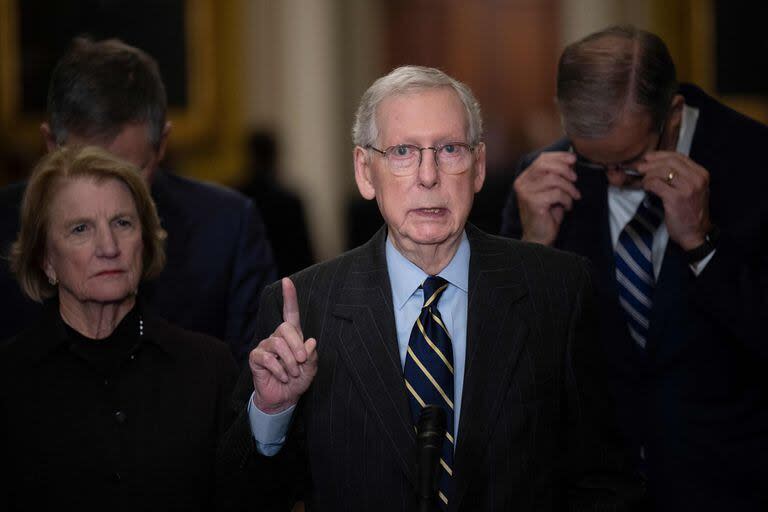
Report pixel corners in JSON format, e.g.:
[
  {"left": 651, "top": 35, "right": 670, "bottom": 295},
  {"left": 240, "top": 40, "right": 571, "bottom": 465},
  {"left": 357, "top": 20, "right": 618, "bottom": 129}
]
[
  {"left": 0, "top": 303, "right": 238, "bottom": 511},
  {"left": 468, "top": 166, "right": 516, "bottom": 235},
  {"left": 218, "top": 225, "right": 637, "bottom": 511},
  {"left": 345, "top": 197, "right": 384, "bottom": 249},
  {"left": 0, "top": 170, "right": 277, "bottom": 362},
  {"left": 240, "top": 176, "right": 314, "bottom": 277},
  {"left": 501, "top": 84, "right": 768, "bottom": 510}
]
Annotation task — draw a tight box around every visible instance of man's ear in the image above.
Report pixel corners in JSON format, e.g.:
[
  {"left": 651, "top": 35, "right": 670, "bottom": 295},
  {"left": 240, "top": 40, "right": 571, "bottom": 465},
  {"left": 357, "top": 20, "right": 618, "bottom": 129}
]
[
  {"left": 472, "top": 142, "right": 487, "bottom": 193},
  {"left": 156, "top": 121, "right": 172, "bottom": 162},
  {"left": 353, "top": 146, "right": 376, "bottom": 200},
  {"left": 40, "top": 122, "right": 57, "bottom": 152},
  {"left": 664, "top": 94, "right": 685, "bottom": 147},
  {"left": 142, "top": 122, "right": 172, "bottom": 183}
]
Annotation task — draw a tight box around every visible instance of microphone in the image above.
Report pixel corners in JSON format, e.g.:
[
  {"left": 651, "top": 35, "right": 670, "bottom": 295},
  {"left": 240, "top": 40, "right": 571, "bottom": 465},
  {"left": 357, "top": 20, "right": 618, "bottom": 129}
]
[{"left": 416, "top": 405, "right": 447, "bottom": 512}]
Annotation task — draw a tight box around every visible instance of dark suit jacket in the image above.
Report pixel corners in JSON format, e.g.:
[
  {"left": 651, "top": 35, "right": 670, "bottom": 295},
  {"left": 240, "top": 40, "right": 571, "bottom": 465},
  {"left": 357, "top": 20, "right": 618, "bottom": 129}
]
[
  {"left": 0, "top": 170, "right": 277, "bottom": 361},
  {"left": 218, "top": 225, "right": 635, "bottom": 511},
  {"left": 501, "top": 84, "right": 768, "bottom": 510},
  {"left": 0, "top": 303, "right": 238, "bottom": 511}
]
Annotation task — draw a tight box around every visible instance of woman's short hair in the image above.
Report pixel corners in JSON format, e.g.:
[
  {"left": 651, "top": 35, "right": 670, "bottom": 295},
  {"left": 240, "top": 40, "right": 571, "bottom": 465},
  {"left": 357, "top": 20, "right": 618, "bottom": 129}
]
[
  {"left": 557, "top": 25, "right": 678, "bottom": 138},
  {"left": 352, "top": 65, "right": 483, "bottom": 149},
  {"left": 10, "top": 145, "right": 167, "bottom": 302}
]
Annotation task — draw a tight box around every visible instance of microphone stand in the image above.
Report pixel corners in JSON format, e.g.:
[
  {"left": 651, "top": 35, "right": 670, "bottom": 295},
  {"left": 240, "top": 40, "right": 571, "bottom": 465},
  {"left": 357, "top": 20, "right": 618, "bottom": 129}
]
[{"left": 416, "top": 405, "right": 446, "bottom": 512}]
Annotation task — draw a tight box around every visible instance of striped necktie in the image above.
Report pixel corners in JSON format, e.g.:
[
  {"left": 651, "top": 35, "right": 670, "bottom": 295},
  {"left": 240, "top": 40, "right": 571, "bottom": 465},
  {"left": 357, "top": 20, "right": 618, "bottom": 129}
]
[
  {"left": 615, "top": 194, "right": 664, "bottom": 348},
  {"left": 403, "top": 276, "right": 454, "bottom": 510}
]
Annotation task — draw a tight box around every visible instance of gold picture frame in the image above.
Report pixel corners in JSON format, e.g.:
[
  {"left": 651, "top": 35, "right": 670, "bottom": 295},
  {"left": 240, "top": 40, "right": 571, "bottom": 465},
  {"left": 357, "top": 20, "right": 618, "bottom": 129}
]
[{"left": 0, "top": 0, "right": 217, "bottom": 155}]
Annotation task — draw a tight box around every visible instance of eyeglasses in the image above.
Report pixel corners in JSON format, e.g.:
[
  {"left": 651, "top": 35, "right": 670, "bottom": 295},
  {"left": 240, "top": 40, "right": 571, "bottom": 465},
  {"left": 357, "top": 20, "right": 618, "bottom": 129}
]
[
  {"left": 365, "top": 142, "right": 475, "bottom": 176},
  {"left": 572, "top": 151, "right": 644, "bottom": 177},
  {"left": 572, "top": 115, "right": 668, "bottom": 177}
]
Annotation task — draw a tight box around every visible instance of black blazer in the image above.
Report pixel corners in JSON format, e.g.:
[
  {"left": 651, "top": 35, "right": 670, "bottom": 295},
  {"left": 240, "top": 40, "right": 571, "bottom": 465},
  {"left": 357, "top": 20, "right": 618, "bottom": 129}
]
[
  {"left": 0, "top": 304, "right": 238, "bottom": 511},
  {"left": 0, "top": 170, "right": 277, "bottom": 361},
  {"left": 501, "top": 84, "right": 768, "bottom": 510},
  {"left": 218, "top": 225, "right": 635, "bottom": 511}
]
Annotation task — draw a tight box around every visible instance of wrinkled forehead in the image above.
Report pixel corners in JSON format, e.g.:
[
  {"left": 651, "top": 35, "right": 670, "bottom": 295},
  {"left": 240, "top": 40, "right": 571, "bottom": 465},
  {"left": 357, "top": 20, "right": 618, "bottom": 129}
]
[
  {"left": 570, "top": 109, "right": 656, "bottom": 164},
  {"left": 375, "top": 88, "right": 469, "bottom": 144}
]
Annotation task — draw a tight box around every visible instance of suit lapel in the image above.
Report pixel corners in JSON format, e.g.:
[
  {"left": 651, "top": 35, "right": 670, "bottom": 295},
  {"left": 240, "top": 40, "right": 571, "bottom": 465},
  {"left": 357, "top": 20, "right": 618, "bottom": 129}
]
[
  {"left": 562, "top": 171, "right": 615, "bottom": 302},
  {"left": 647, "top": 102, "right": 715, "bottom": 358},
  {"left": 645, "top": 243, "right": 690, "bottom": 358},
  {"left": 330, "top": 228, "right": 418, "bottom": 487},
  {"left": 451, "top": 227, "right": 529, "bottom": 509},
  {"left": 562, "top": 173, "right": 645, "bottom": 364},
  {"left": 328, "top": 227, "right": 538, "bottom": 503}
]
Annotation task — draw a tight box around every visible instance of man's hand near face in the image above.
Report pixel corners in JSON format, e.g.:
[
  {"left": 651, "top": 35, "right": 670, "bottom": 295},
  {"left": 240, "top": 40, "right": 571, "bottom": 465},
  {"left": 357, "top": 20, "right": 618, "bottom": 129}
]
[
  {"left": 513, "top": 152, "right": 582, "bottom": 246},
  {"left": 638, "top": 151, "right": 712, "bottom": 251}
]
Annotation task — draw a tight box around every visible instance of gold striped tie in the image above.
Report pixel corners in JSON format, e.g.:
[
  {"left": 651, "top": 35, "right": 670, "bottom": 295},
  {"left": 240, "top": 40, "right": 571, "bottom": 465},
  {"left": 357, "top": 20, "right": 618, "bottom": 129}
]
[{"left": 404, "top": 275, "right": 454, "bottom": 509}]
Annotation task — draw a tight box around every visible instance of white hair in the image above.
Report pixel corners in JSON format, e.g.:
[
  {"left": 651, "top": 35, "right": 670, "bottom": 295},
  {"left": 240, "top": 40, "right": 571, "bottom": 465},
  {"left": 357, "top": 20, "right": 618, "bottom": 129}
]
[{"left": 352, "top": 65, "right": 483, "bottom": 148}]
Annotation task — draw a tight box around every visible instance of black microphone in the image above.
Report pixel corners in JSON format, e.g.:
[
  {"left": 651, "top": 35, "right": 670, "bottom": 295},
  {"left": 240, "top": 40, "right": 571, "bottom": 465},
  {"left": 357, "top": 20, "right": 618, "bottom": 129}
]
[{"left": 416, "top": 405, "right": 446, "bottom": 512}]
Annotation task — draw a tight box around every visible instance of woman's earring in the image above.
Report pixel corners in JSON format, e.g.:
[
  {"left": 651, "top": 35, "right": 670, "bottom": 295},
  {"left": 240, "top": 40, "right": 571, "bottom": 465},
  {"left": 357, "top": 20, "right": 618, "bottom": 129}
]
[{"left": 48, "top": 275, "right": 58, "bottom": 286}]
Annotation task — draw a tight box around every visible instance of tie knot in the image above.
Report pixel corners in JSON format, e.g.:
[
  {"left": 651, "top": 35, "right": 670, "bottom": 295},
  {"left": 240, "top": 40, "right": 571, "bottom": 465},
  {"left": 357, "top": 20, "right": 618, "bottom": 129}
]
[
  {"left": 422, "top": 276, "right": 448, "bottom": 309},
  {"left": 635, "top": 193, "right": 664, "bottom": 231}
]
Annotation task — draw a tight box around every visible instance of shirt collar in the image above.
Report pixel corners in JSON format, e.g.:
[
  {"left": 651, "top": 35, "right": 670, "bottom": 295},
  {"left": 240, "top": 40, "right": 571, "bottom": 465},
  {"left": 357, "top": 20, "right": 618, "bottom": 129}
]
[
  {"left": 677, "top": 104, "right": 699, "bottom": 157},
  {"left": 386, "top": 230, "right": 470, "bottom": 311},
  {"left": 31, "top": 300, "right": 176, "bottom": 362}
]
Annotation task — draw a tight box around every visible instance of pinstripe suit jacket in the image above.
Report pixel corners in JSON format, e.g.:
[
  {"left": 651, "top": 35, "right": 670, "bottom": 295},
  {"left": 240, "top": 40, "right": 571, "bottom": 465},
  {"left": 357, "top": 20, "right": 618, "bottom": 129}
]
[{"left": 218, "top": 224, "right": 633, "bottom": 511}]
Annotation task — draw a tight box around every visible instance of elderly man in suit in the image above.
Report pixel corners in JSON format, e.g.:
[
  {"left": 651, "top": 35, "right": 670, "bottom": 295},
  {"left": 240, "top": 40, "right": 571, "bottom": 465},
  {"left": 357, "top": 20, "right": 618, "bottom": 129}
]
[
  {"left": 501, "top": 26, "right": 768, "bottom": 511},
  {"left": 218, "top": 65, "right": 633, "bottom": 511},
  {"left": 0, "top": 37, "right": 276, "bottom": 361}
]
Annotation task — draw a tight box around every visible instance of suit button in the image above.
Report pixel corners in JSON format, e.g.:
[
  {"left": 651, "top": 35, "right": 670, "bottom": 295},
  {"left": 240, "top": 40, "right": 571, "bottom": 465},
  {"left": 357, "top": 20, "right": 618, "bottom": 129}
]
[
  {"left": 112, "top": 471, "right": 121, "bottom": 483},
  {"left": 114, "top": 410, "right": 127, "bottom": 424}
]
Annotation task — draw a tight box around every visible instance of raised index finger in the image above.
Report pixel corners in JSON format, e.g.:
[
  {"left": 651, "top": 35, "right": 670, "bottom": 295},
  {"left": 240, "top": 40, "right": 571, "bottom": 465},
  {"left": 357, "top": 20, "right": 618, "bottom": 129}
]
[{"left": 282, "top": 277, "right": 302, "bottom": 333}]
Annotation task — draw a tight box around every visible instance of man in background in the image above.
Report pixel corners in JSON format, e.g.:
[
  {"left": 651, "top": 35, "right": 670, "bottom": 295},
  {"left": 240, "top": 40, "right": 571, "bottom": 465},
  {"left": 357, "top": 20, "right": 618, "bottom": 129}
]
[
  {"left": 502, "top": 25, "right": 768, "bottom": 510},
  {"left": 0, "top": 38, "right": 276, "bottom": 361},
  {"left": 239, "top": 130, "right": 314, "bottom": 276}
]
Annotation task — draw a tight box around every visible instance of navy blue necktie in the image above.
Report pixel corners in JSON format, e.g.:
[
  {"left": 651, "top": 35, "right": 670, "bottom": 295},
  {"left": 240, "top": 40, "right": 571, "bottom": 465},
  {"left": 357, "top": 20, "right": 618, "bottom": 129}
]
[
  {"left": 615, "top": 194, "right": 664, "bottom": 348},
  {"left": 403, "top": 276, "right": 454, "bottom": 510}
]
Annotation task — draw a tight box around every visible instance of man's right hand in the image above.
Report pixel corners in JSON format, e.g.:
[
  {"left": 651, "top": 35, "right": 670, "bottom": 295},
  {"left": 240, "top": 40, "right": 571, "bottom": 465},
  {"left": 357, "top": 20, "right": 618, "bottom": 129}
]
[
  {"left": 513, "top": 151, "right": 581, "bottom": 246},
  {"left": 249, "top": 277, "right": 318, "bottom": 414}
]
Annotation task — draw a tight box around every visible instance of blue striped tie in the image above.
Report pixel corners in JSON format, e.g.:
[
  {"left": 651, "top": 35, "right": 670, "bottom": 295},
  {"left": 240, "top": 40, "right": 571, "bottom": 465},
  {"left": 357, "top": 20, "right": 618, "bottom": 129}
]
[
  {"left": 404, "top": 276, "right": 454, "bottom": 510},
  {"left": 615, "top": 194, "right": 664, "bottom": 348}
]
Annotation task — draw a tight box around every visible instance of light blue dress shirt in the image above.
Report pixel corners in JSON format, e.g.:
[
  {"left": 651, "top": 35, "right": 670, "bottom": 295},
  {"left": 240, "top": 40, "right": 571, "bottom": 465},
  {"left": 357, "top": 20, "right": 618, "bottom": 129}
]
[
  {"left": 386, "top": 231, "right": 469, "bottom": 441},
  {"left": 248, "top": 231, "right": 471, "bottom": 455}
]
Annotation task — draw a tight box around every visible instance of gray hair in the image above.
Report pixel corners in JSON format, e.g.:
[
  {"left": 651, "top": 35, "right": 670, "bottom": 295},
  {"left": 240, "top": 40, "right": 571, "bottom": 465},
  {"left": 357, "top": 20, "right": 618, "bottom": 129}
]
[
  {"left": 557, "top": 25, "right": 677, "bottom": 138},
  {"left": 352, "top": 65, "right": 483, "bottom": 147}
]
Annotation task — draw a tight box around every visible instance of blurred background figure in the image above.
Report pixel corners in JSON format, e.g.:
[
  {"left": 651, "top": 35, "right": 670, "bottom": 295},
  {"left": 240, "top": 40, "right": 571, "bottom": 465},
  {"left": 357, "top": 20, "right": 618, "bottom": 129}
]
[
  {"left": 0, "top": 37, "right": 276, "bottom": 362},
  {"left": 0, "top": 145, "right": 237, "bottom": 510},
  {"left": 239, "top": 130, "right": 315, "bottom": 276}
]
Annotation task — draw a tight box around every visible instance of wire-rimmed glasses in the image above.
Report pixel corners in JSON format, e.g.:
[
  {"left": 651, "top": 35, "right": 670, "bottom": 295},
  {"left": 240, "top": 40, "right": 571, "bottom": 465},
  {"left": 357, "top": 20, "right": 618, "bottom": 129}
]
[{"left": 365, "top": 142, "right": 475, "bottom": 176}]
